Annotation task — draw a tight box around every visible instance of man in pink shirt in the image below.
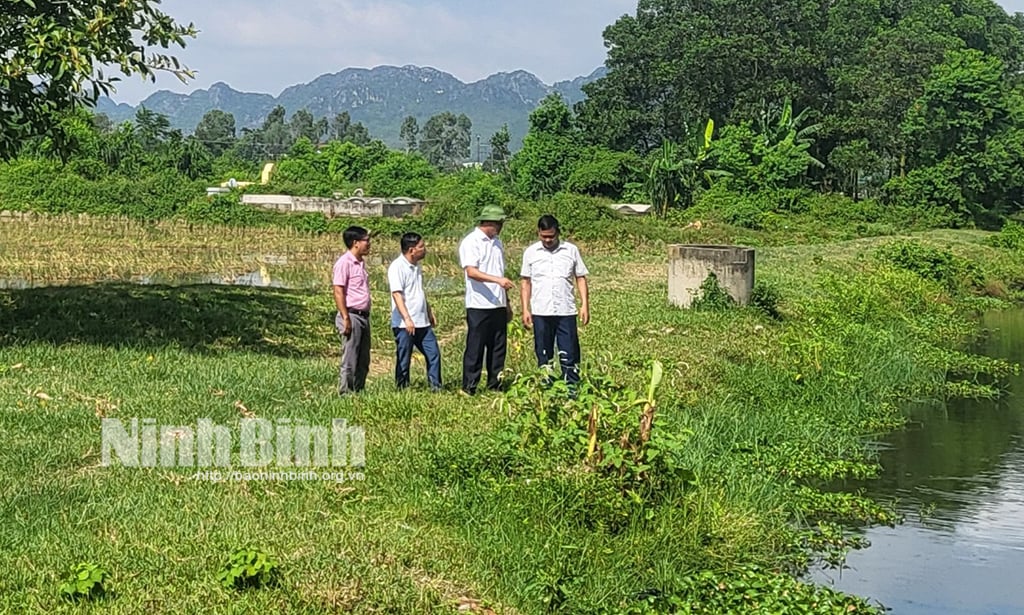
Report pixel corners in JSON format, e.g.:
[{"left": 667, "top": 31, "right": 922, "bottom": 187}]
[{"left": 332, "top": 225, "right": 372, "bottom": 395}]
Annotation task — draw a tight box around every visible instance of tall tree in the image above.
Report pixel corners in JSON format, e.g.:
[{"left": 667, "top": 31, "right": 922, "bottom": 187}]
[
  {"left": 0, "top": 0, "right": 196, "bottom": 159},
  {"left": 289, "top": 109, "right": 320, "bottom": 143},
  {"left": 510, "top": 95, "right": 580, "bottom": 198},
  {"left": 400, "top": 116, "right": 419, "bottom": 152},
  {"left": 897, "top": 49, "right": 1024, "bottom": 223},
  {"left": 134, "top": 107, "right": 171, "bottom": 153},
  {"left": 483, "top": 124, "right": 511, "bottom": 173},
  {"left": 577, "top": 0, "right": 828, "bottom": 154},
  {"left": 194, "top": 110, "right": 236, "bottom": 156},
  {"left": 330, "top": 111, "right": 371, "bottom": 145},
  {"left": 331, "top": 112, "right": 352, "bottom": 141},
  {"left": 419, "top": 112, "right": 472, "bottom": 171}
]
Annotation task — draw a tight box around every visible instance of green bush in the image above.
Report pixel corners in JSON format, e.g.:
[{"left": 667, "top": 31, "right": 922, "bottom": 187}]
[
  {"left": 364, "top": 151, "right": 437, "bottom": 198},
  {"left": 987, "top": 220, "right": 1024, "bottom": 251},
  {"left": 875, "top": 240, "right": 985, "bottom": 294},
  {"left": 420, "top": 170, "right": 512, "bottom": 233},
  {"left": 58, "top": 562, "right": 110, "bottom": 602},
  {"left": 217, "top": 548, "right": 280, "bottom": 591}
]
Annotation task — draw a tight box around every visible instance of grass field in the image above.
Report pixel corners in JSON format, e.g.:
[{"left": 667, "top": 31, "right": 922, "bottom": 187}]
[{"left": 1, "top": 215, "right": 1021, "bottom": 613}]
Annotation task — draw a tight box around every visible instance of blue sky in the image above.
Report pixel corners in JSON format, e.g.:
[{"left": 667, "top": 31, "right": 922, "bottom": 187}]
[{"left": 108, "top": 0, "right": 1024, "bottom": 104}]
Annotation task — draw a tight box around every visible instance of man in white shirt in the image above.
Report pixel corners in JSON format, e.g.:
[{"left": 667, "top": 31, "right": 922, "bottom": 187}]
[
  {"left": 458, "top": 204, "right": 514, "bottom": 395},
  {"left": 388, "top": 232, "right": 441, "bottom": 391},
  {"left": 520, "top": 215, "right": 590, "bottom": 387}
]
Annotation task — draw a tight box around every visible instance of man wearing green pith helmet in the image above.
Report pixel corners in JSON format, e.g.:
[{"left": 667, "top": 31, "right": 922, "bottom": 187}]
[{"left": 458, "top": 204, "right": 514, "bottom": 395}]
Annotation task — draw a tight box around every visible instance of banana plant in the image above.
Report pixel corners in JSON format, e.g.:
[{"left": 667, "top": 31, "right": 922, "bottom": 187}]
[
  {"left": 637, "top": 360, "right": 663, "bottom": 445},
  {"left": 758, "top": 97, "right": 824, "bottom": 169},
  {"left": 644, "top": 141, "right": 683, "bottom": 218},
  {"left": 645, "top": 119, "right": 730, "bottom": 217},
  {"left": 585, "top": 360, "right": 664, "bottom": 460}
]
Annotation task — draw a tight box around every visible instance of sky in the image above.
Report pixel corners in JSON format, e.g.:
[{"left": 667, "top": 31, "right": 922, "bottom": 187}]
[
  {"left": 109, "top": 0, "right": 1024, "bottom": 105},
  {"left": 108, "top": 0, "right": 637, "bottom": 104}
]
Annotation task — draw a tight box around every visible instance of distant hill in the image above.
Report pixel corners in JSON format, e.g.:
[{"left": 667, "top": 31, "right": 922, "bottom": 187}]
[{"left": 96, "top": 65, "right": 607, "bottom": 150}]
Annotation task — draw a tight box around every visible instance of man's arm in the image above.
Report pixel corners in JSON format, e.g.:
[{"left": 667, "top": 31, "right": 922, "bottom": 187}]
[
  {"left": 520, "top": 277, "right": 533, "bottom": 328},
  {"left": 333, "top": 285, "right": 352, "bottom": 335},
  {"left": 577, "top": 276, "right": 590, "bottom": 325},
  {"left": 465, "top": 266, "right": 514, "bottom": 289},
  {"left": 392, "top": 291, "right": 416, "bottom": 334}
]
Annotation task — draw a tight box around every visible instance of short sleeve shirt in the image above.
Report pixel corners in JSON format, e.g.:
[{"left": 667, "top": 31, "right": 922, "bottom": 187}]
[
  {"left": 458, "top": 227, "right": 507, "bottom": 309},
  {"left": 332, "top": 251, "right": 371, "bottom": 311},
  {"left": 519, "top": 240, "right": 588, "bottom": 316},
  {"left": 387, "top": 254, "right": 430, "bottom": 328}
]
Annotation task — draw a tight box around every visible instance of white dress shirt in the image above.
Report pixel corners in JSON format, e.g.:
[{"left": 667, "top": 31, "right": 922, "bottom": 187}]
[
  {"left": 459, "top": 227, "right": 507, "bottom": 309},
  {"left": 520, "top": 240, "right": 589, "bottom": 316},
  {"left": 388, "top": 254, "right": 430, "bottom": 328}
]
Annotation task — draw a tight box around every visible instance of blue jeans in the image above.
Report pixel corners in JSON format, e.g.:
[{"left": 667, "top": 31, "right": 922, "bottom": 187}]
[
  {"left": 393, "top": 326, "right": 442, "bottom": 391},
  {"left": 532, "top": 315, "right": 581, "bottom": 385}
]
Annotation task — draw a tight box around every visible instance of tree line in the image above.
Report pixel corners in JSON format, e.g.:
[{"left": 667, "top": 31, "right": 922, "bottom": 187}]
[{"left": 4, "top": 0, "right": 1024, "bottom": 229}]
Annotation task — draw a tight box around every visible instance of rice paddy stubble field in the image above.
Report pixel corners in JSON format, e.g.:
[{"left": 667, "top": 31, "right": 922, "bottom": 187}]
[{"left": 1, "top": 215, "right": 1021, "bottom": 613}]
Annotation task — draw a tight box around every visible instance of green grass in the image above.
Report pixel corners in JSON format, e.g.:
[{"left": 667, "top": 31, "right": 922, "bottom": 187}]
[{"left": 1, "top": 216, "right": 1021, "bottom": 613}]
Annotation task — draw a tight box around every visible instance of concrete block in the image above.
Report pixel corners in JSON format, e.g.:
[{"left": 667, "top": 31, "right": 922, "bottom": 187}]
[
  {"left": 242, "top": 194, "right": 293, "bottom": 206},
  {"left": 668, "top": 244, "right": 755, "bottom": 308}
]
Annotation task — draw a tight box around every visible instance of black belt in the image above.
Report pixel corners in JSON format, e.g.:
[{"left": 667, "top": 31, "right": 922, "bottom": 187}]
[{"left": 347, "top": 308, "right": 370, "bottom": 317}]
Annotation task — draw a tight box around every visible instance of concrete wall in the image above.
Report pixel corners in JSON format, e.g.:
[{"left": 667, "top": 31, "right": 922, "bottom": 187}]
[
  {"left": 240, "top": 194, "right": 422, "bottom": 218},
  {"left": 668, "top": 244, "right": 755, "bottom": 307}
]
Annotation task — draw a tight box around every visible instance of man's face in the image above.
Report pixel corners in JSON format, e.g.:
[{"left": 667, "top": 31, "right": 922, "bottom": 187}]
[
  {"left": 354, "top": 235, "right": 371, "bottom": 257},
  {"left": 481, "top": 221, "right": 503, "bottom": 238},
  {"left": 539, "top": 227, "right": 559, "bottom": 251},
  {"left": 409, "top": 240, "right": 426, "bottom": 263}
]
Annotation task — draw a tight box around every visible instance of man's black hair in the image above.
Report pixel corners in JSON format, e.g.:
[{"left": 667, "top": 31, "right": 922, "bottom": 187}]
[
  {"left": 400, "top": 232, "right": 423, "bottom": 254},
  {"left": 343, "top": 226, "right": 369, "bottom": 249},
  {"left": 537, "top": 215, "right": 560, "bottom": 232}
]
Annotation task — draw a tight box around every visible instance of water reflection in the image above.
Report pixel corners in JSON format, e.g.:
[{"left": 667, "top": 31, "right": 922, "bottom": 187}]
[
  {"left": 0, "top": 261, "right": 320, "bottom": 291},
  {"left": 813, "top": 309, "right": 1024, "bottom": 614}
]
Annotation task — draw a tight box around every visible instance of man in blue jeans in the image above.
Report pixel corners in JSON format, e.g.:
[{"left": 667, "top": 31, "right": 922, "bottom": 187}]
[
  {"left": 520, "top": 215, "right": 590, "bottom": 386},
  {"left": 388, "top": 232, "right": 442, "bottom": 391}
]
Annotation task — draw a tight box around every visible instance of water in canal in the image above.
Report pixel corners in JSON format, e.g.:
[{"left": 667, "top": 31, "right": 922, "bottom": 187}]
[{"left": 813, "top": 309, "right": 1024, "bottom": 614}]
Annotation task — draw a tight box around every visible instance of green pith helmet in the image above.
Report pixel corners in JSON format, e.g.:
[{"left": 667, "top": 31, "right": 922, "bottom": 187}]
[{"left": 476, "top": 203, "right": 507, "bottom": 222}]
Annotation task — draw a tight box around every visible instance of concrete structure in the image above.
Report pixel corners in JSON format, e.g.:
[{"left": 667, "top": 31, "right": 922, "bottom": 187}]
[
  {"left": 240, "top": 194, "right": 424, "bottom": 218},
  {"left": 219, "top": 178, "right": 255, "bottom": 189},
  {"left": 609, "top": 203, "right": 653, "bottom": 216},
  {"left": 260, "top": 163, "right": 275, "bottom": 185},
  {"left": 668, "top": 244, "right": 755, "bottom": 308}
]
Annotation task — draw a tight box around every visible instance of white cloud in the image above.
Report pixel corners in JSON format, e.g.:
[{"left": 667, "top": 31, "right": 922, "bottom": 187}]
[
  {"left": 106, "top": 0, "right": 634, "bottom": 103},
  {"left": 110, "top": 0, "right": 1024, "bottom": 105}
]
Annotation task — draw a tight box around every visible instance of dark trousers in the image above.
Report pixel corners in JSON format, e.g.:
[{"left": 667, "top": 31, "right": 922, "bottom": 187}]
[
  {"left": 393, "top": 326, "right": 442, "bottom": 391},
  {"left": 462, "top": 307, "right": 508, "bottom": 394},
  {"left": 337, "top": 311, "right": 370, "bottom": 394},
  {"left": 533, "top": 315, "right": 581, "bottom": 385}
]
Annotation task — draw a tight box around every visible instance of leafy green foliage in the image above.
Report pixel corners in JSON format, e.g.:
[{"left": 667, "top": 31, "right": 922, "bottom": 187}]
[
  {"left": 0, "top": 0, "right": 196, "bottom": 160},
  {"left": 622, "top": 565, "right": 880, "bottom": 614},
  {"left": 690, "top": 273, "right": 735, "bottom": 311},
  {"left": 875, "top": 240, "right": 985, "bottom": 294},
  {"left": 421, "top": 169, "right": 511, "bottom": 230},
  {"left": 564, "top": 146, "right": 642, "bottom": 198},
  {"left": 58, "top": 562, "right": 110, "bottom": 602},
  {"left": 194, "top": 110, "right": 236, "bottom": 157},
  {"left": 364, "top": 151, "right": 437, "bottom": 198},
  {"left": 217, "top": 548, "right": 280, "bottom": 591},
  {"left": 510, "top": 94, "right": 581, "bottom": 198},
  {"left": 419, "top": 111, "right": 472, "bottom": 171},
  {"left": 987, "top": 220, "right": 1024, "bottom": 251},
  {"left": 483, "top": 124, "right": 512, "bottom": 174},
  {"left": 751, "top": 279, "right": 783, "bottom": 319},
  {"left": 501, "top": 361, "right": 694, "bottom": 511},
  {"left": 576, "top": 0, "right": 1024, "bottom": 223}
]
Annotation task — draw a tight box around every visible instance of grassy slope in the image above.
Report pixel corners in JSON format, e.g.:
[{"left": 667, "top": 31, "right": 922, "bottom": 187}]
[{"left": 0, "top": 217, "right": 1021, "bottom": 613}]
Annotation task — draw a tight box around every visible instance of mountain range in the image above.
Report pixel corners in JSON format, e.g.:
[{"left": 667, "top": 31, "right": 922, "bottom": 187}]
[{"left": 96, "top": 65, "right": 606, "bottom": 151}]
